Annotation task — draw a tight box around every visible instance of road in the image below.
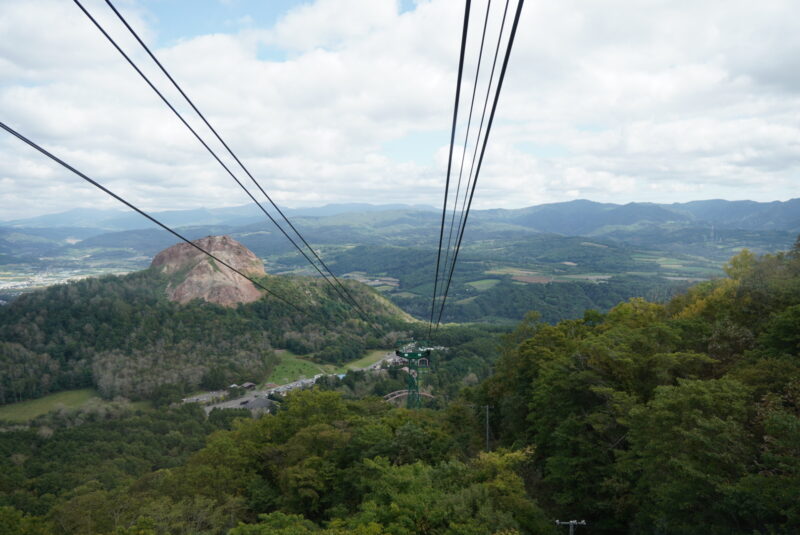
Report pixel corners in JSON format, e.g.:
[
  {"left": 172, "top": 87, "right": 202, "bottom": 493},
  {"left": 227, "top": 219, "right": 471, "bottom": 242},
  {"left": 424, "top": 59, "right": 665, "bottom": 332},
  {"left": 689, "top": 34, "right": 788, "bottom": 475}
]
[{"left": 190, "top": 351, "right": 397, "bottom": 414}]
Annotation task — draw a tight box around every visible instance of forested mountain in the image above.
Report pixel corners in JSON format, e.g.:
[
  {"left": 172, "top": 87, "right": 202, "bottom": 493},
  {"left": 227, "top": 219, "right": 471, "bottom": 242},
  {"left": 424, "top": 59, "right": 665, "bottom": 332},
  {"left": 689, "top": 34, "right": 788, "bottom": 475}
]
[
  {"left": 1, "top": 243, "right": 798, "bottom": 534},
  {"left": 2, "top": 199, "right": 797, "bottom": 267},
  {"left": 4, "top": 198, "right": 798, "bottom": 234},
  {"left": 0, "top": 238, "right": 410, "bottom": 405},
  {"left": 476, "top": 243, "right": 800, "bottom": 533}
]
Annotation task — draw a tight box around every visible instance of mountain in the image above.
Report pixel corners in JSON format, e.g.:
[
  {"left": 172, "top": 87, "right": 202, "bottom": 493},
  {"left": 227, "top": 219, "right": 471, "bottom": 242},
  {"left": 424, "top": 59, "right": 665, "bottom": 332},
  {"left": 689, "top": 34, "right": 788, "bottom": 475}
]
[
  {"left": 668, "top": 198, "right": 800, "bottom": 231},
  {"left": 283, "top": 203, "right": 437, "bottom": 217},
  {"left": 1, "top": 203, "right": 437, "bottom": 231},
  {"left": 0, "top": 236, "right": 411, "bottom": 403},
  {"left": 151, "top": 235, "right": 266, "bottom": 307},
  {"left": 2, "top": 199, "right": 796, "bottom": 324},
  {"left": 1, "top": 208, "right": 127, "bottom": 229},
  {"left": 481, "top": 200, "right": 693, "bottom": 235},
  {"left": 3, "top": 198, "right": 797, "bottom": 241}
]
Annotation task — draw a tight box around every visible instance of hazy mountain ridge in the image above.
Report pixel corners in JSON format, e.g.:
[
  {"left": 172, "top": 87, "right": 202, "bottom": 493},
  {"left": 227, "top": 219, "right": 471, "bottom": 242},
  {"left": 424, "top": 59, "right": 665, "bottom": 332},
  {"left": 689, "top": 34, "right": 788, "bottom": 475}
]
[
  {"left": 1, "top": 199, "right": 796, "bottom": 323},
  {"left": 1, "top": 203, "right": 438, "bottom": 231},
  {"left": 3, "top": 198, "right": 798, "bottom": 234},
  {"left": 3, "top": 198, "right": 796, "bottom": 262},
  {"left": 475, "top": 198, "right": 800, "bottom": 235}
]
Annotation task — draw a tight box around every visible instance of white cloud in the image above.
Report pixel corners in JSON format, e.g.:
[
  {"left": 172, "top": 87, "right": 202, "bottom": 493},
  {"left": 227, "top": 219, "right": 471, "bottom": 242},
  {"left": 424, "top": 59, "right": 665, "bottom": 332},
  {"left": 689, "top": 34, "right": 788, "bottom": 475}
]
[{"left": 0, "top": 0, "right": 799, "bottom": 221}]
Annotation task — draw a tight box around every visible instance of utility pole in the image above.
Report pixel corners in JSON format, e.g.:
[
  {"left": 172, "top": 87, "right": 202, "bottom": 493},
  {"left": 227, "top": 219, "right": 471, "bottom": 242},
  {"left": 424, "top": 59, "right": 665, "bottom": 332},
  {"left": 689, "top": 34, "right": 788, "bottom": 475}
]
[{"left": 555, "top": 520, "right": 586, "bottom": 535}]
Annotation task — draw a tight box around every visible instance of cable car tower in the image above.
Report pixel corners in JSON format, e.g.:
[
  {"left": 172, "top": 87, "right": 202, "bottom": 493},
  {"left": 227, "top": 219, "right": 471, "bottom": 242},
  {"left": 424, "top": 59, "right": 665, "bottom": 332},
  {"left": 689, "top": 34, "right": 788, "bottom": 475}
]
[{"left": 394, "top": 340, "right": 431, "bottom": 409}]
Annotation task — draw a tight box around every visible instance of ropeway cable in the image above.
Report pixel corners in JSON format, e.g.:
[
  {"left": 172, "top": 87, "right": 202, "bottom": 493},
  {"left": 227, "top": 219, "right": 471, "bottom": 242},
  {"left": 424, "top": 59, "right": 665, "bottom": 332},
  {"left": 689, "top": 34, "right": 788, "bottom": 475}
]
[
  {"left": 435, "top": 0, "right": 524, "bottom": 328},
  {"left": 72, "top": 0, "right": 373, "bottom": 325},
  {"left": 429, "top": 0, "right": 472, "bottom": 336},
  {"left": 436, "top": 0, "right": 511, "bottom": 326},
  {"left": 0, "top": 120, "right": 307, "bottom": 315},
  {"left": 439, "top": 0, "right": 493, "bottom": 320},
  {"left": 102, "top": 0, "right": 369, "bottom": 323}
]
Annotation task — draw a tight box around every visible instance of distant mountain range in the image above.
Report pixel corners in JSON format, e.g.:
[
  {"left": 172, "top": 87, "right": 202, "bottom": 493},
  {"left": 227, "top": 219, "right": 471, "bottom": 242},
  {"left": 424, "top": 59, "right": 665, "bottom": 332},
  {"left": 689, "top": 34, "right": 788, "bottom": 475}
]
[
  {"left": 474, "top": 198, "right": 800, "bottom": 235},
  {"left": 2, "top": 198, "right": 798, "bottom": 324},
  {"left": 0, "top": 203, "right": 438, "bottom": 232},
  {"left": 3, "top": 199, "right": 798, "bottom": 235}
]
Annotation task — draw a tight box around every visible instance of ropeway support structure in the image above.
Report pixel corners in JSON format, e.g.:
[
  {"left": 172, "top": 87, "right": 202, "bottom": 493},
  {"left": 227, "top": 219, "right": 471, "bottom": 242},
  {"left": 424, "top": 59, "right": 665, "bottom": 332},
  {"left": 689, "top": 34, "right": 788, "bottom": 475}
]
[{"left": 394, "top": 340, "right": 432, "bottom": 409}]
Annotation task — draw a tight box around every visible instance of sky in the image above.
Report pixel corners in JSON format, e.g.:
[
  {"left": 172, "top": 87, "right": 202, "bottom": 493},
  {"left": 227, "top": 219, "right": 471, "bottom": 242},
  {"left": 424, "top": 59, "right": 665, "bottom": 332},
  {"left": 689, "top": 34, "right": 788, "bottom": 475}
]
[{"left": 1, "top": 0, "right": 798, "bottom": 220}]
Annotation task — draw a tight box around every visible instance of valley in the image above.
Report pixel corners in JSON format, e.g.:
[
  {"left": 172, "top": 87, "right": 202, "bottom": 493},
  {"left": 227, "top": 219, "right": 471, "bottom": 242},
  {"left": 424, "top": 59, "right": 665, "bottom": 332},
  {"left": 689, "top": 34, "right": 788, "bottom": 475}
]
[
  {"left": 3, "top": 1, "right": 798, "bottom": 532},
  {"left": 2, "top": 199, "right": 796, "bottom": 323}
]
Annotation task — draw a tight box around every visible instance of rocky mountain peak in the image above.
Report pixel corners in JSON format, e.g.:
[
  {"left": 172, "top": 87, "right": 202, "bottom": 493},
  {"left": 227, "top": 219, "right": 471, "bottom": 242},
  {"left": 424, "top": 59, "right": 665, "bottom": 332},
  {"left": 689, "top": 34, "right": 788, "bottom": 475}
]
[{"left": 150, "top": 235, "right": 266, "bottom": 307}]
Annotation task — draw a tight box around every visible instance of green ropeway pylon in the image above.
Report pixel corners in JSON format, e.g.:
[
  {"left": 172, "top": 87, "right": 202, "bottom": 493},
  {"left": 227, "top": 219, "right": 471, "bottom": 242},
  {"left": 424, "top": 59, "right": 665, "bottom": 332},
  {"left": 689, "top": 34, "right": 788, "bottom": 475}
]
[{"left": 395, "top": 340, "right": 431, "bottom": 409}]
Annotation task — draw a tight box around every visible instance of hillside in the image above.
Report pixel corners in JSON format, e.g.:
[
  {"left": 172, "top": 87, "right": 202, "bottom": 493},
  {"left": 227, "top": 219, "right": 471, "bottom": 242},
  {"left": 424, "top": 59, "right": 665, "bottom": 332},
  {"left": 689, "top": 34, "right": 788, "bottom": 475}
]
[
  {"left": 0, "top": 245, "right": 797, "bottom": 534},
  {"left": 474, "top": 244, "right": 800, "bottom": 533},
  {"left": 0, "top": 237, "right": 412, "bottom": 405}
]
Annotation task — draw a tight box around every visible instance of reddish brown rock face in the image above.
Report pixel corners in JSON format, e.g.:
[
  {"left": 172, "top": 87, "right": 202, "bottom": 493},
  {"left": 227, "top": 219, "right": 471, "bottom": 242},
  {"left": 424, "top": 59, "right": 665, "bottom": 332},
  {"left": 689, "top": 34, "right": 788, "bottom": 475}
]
[{"left": 151, "top": 235, "right": 266, "bottom": 307}]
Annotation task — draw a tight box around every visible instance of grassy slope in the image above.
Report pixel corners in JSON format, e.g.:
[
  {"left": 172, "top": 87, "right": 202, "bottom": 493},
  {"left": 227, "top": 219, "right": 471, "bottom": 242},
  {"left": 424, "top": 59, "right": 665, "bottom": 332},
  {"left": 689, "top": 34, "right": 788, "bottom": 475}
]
[
  {"left": 265, "top": 348, "right": 392, "bottom": 385},
  {"left": 0, "top": 389, "right": 98, "bottom": 422},
  {"left": 266, "top": 350, "right": 331, "bottom": 384},
  {"left": 340, "top": 349, "right": 392, "bottom": 370}
]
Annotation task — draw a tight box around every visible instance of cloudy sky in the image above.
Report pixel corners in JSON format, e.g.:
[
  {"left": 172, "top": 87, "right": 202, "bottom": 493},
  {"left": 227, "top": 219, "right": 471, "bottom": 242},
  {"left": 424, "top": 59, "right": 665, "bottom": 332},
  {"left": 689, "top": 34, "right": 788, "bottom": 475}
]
[{"left": 1, "top": 0, "right": 798, "bottom": 220}]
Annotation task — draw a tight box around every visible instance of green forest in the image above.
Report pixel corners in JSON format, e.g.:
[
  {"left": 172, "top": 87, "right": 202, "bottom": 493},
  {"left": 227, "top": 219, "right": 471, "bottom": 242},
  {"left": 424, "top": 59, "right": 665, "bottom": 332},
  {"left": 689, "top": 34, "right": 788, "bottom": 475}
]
[
  {"left": 1, "top": 243, "right": 799, "bottom": 534},
  {"left": 0, "top": 269, "right": 409, "bottom": 404}
]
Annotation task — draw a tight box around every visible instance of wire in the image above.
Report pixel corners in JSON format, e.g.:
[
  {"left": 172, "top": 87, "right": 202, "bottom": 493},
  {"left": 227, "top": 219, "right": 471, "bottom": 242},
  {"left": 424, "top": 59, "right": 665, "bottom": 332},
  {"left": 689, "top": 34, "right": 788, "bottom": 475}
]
[
  {"left": 102, "top": 0, "right": 368, "bottom": 323},
  {"left": 440, "top": 0, "right": 492, "bottom": 314},
  {"left": 72, "top": 0, "right": 372, "bottom": 325},
  {"left": 0, "top": 120, "right": 306, "bottom": 315},
  {"left": 435, "top": 0, "right": 524, "bottom": 327},
  {"left": 437, "top": 0, "right": 510, "bottom": 325},
  {"left": 429, "top": 0, "right": 472, "bottom": 335}
]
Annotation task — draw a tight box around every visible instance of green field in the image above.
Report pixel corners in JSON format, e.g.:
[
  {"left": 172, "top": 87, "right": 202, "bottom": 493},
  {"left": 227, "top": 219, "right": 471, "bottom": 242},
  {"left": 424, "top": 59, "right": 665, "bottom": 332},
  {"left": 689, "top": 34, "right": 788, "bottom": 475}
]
[
  {"left": 340, "top": 349, "right": 392, "bottom": 371},
  {"left": 374, "top": 285, "right": 394, "bottom": 291},
  {"left": 0, "top": 388, "right": 98, "bottom": 422},
  {"left": 466, "top": 279, "right": 501, "bottom": 291},
  {"left": 265, "top": 350, "right": 330, "bottom": 385},
  {"left": 265, "top": 348, "right": 393, "bottom": 385}
]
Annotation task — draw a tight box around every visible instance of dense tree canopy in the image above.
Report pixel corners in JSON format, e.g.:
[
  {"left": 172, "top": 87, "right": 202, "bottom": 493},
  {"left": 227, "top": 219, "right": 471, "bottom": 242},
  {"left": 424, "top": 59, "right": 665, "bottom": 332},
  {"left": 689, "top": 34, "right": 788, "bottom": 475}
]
[
  {"left": 0, "top": 269, "right": 404, "bottom": 403},
  {"left": 476, "top": 247, "right": 800, "bottom": 533},
  {"left": 0, "top": 244, "right": 797, "bottom": 534}
]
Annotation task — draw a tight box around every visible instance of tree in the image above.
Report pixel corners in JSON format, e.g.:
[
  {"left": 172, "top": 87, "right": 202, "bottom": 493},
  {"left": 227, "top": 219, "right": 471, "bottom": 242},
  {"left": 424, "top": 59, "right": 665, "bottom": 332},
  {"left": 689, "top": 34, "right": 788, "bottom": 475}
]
[{"left": 623, "top": 379, "right": 752, "bottom": 534}]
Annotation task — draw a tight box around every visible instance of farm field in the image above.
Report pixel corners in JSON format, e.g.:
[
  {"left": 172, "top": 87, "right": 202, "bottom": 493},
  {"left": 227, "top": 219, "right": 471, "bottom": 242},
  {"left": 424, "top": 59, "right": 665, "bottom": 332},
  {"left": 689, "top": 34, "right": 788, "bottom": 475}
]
[{"left": 466, "top": 279, "right": 500, "bottom": 291}]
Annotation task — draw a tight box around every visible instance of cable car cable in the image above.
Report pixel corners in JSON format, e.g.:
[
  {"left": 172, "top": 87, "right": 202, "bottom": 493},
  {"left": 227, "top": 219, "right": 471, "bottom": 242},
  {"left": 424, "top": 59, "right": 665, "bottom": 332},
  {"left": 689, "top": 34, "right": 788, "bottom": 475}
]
[
  {"left": 435, "top": 0, "right": 524, "bottom": 327},
  {"left": 429, "top": 0, "right": 472, "bottom": 336},
  {"left": 72, "top": 0, "right": 372, "bottom": 325},
  {"left": 437, "top": 0, "right": 510, "bottom": 325},
  {"left": 0, "top": 120, "right": 306, "bottom": 315},
  {"left": 102, "top": 0, "right": 368, "bottom": 324},
  {"left": 440, "top": 0, "right": 492, "bottom": 307}
]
